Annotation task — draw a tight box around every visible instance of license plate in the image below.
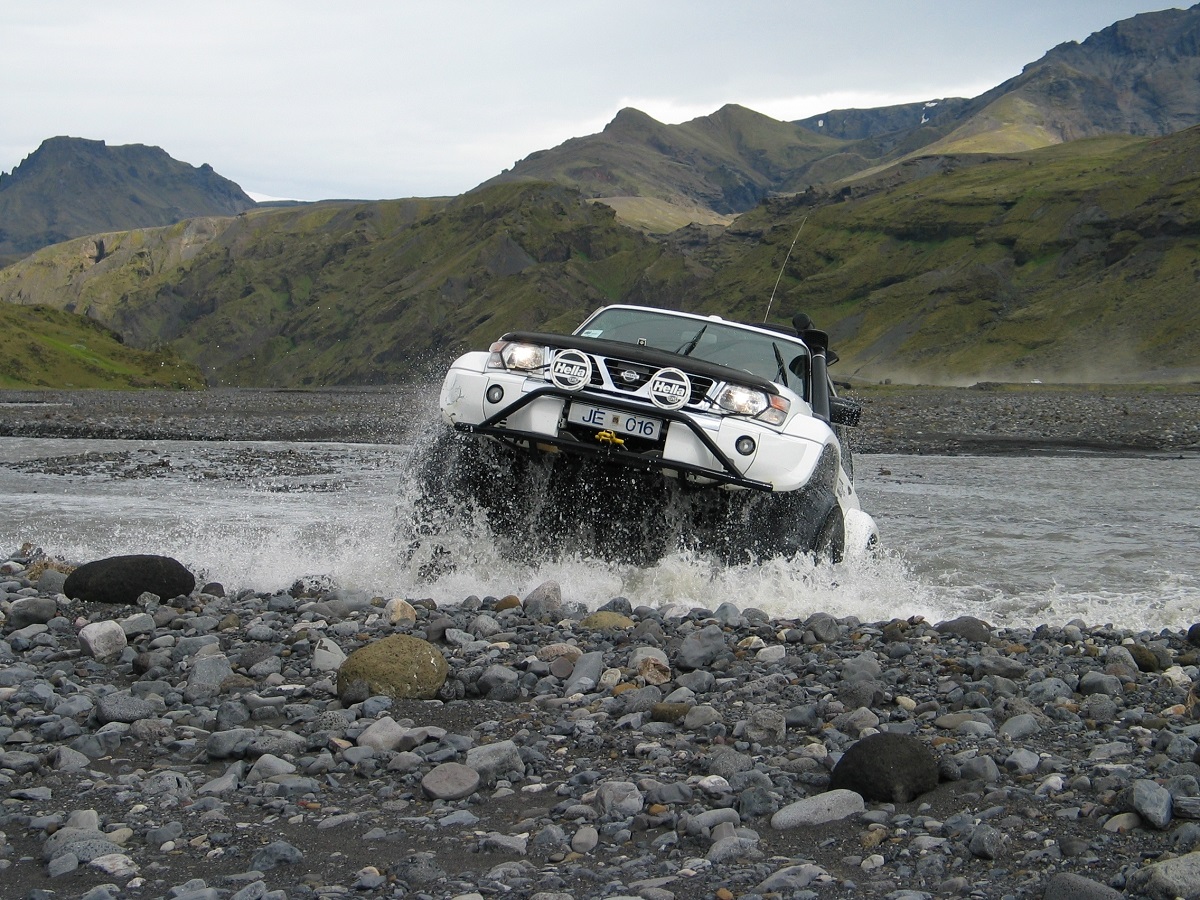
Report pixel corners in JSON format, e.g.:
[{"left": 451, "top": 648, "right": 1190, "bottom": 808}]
[{"left": 568, "top": 403, "right": 662, "bottom": 441}]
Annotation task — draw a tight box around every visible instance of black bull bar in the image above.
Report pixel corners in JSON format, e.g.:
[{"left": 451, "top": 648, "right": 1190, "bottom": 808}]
[{"left": 452, "top": 385, "right": 776, "bottom": 492}]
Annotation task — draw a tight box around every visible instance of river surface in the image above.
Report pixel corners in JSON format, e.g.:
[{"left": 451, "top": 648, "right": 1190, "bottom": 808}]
[{"left": 1, "top": 435, "right": 1196, "bottom": 633}]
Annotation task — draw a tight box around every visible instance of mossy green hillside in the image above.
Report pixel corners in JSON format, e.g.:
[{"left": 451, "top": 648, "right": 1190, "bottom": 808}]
[
  {"left": 689, "top": 129, "right": 1200, "bottom": 382},
  {"left": 0, "top": 304, "right": 203, "bottom": 389},
  {"left": 2, "top": 128, "right": 1199, "bottom": 386}
]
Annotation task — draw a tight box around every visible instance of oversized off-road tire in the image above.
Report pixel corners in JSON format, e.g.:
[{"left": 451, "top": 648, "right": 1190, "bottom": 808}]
[{"left": 812, "top": 504, "right": 846, "bottom": 564}]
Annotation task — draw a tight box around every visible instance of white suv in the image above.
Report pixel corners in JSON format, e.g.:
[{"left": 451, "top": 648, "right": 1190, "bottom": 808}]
[{"left": 439, "top": 305, "right": 877, "bottom": 562}]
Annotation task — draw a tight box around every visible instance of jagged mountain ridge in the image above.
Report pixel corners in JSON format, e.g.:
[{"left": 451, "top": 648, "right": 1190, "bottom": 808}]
[
  {"left": 0, "top": 137, "right": 255, "bottom": 263},
  {"left": 486, "top": 5, "right": 1200, "bottom": 228}
]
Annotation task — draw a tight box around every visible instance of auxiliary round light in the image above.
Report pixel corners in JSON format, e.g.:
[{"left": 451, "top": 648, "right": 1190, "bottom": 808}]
[
  {"left": 735, "top": 436, "right": 757, "bottom": 456},
  {"left": 486, "top": 384, "right": 505, "bottom": 404}
]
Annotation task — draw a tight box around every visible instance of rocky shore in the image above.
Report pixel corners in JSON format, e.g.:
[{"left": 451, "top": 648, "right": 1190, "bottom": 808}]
[
  {"left": 0, "top": 383, "right": 1196, "bottom": 454},
  {"left": 5, "top": 551, "right": 1200, "bottom": 900},
  {"left": 2, "top": 386, "right": 1199, "bottom": 899}
]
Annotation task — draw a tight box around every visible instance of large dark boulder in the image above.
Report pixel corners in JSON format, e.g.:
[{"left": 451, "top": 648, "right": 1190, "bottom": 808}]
[
  {"left": 63, "top": 554, "right": 195, "bottom": 605},
  {"left": 829, "top": 732, "right": 940, "bottom": 803}
]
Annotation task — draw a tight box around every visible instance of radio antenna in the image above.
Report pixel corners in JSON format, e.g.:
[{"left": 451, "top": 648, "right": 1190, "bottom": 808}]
[{"left": 763, "top": 216, "right": 807, "bottom": 323}]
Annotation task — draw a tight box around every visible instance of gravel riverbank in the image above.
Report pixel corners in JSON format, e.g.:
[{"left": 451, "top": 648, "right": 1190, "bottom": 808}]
[
  {"left": 5, "top": 558, "right": 1200, "bottom": 900},
  {"left": 0, "top": 384, "right": 1197, "bottom": 454},
  {"left": 2, "top": 385, "right": 1199, "bottom": 899}
]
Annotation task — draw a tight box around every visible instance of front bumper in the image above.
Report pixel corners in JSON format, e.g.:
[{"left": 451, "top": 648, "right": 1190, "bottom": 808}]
[{"left": 441, "top": 364, "right": 829, "bottom": 493}]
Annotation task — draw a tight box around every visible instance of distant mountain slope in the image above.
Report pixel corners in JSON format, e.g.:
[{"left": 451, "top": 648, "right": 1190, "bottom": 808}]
[
  {"left": 2, "top": 127, "right": 1198, "bottom": 386},
  {"left": 0, "top": 137, "right": 255, "bottom": 264},
  {"left": 485, "top": 6, "right": 1200, "bottom": 229},
  {"left": 0, "top": 184, "right": 675, "bottom": 386},
  {"left": 683, "top": 126, "right": 1200, "bottom": 383},
  {"left": 480, "top": 104, "right": 851, "bottom": 229},
  {"left": 855, "top": 5, "right": 1200, "bottom": 160}
]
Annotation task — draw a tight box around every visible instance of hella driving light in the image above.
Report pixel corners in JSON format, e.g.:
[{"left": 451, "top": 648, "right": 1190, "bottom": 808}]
[
  {"left": 487, "top": 341, "right": 545, "bottom": 371},
  {"left": 717, "top": 385, "right": 790, "bottom": 425}
]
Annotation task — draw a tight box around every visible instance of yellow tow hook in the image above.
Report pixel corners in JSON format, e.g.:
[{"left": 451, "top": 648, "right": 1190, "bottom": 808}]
[{"left": 596, "top": 430, "right": 625, "bottom": 447}]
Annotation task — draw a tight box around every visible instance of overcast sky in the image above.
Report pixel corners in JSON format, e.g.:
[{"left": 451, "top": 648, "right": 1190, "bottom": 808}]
[{"left": 1, "top": 1, "right": 1186, "bottom": 202}]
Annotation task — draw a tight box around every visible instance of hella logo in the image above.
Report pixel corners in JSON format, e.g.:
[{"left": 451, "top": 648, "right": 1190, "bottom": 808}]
[
  {"left": 648, "top": 367, "right": 690, "bottom": 410},
  {"left": 549, "top": 349, "right": 591, "bottom": 391}
]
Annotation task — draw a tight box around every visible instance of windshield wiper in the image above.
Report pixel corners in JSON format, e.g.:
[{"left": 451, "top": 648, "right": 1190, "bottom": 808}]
[
  {"left": 772, "top": 342, "right": 788, "bottom": 386},
  {"left": 676, "top": 325, "right": 707, "bottom": 356}
]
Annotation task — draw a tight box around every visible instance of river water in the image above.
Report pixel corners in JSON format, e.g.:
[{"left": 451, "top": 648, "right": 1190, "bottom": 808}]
[{"left": 1, "top": 434, "right": 1196, "bottom": 633}]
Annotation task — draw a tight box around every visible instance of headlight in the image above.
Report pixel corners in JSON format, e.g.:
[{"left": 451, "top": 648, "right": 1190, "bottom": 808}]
[
  {"left": 487, "top": 341, "right": 545, "bottom": 371},
  {"left": 717, "top": 385, "right": 790, "bottom": 425}
]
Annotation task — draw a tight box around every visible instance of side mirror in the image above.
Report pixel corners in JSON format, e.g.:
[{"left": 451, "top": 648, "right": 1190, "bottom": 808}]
[{"left": 829, "top": 396, "right": 861, "bottom": 427}]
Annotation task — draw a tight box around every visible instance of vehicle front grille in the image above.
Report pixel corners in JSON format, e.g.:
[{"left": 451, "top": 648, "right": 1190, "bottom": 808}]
[{"left": 584, "top": 354, "right": 713, "bottom": 405}]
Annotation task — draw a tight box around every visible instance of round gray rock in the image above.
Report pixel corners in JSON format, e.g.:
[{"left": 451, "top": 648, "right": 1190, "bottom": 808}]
[{"left": 422, "top": 762, "right": 480, "bottom": 800}]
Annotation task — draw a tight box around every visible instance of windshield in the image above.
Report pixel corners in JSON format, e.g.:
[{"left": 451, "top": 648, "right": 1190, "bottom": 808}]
[{"left": 577, "top": 307, "right": 808, "bottom": 392}]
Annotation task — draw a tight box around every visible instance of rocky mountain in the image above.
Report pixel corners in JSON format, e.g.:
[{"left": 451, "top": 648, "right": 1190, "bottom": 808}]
[
  {"left": 486, "top": 5, "right": 1200, "bottom": 230},
  {"left": 1, "top": 122, "right": 1198, "bottom": 386},
  {"left": 896, "top": 4, "right": 1200, "bottom": 158},
  {"left": 481, "top": 104, "right": 849, "bottom": 229},
  {"left": 0, "top": 137, "right": 255, "bottom": 265}
]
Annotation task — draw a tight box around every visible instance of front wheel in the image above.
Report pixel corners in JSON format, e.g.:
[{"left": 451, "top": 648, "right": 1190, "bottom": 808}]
[{"left": 812, "top": 504, "right": 846, "bottom": 564}]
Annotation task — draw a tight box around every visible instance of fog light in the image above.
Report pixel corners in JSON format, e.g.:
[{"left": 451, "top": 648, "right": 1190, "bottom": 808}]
[
  {"left": 735, "top": 435, "right": 756, "bottom": 456},
  {"left": 486, "top": 385, "right": 505, "bottom": 404}
]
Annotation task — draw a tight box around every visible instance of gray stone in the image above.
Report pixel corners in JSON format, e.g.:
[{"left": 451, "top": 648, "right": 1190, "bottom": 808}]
[
  {"left": 594, "top": 780, "right": 643, "bottom": 818},
  {"left": 708, "top": 746, "right": 754, "bottom": 778},
  {"left": 185, "top": 653, "right": 234, "bottom": 702},
  {"left": 1127, "top": 850, "right": 1200, "bottom": 900},
  {"left": 1027, "top": 677, "right": 1074, "bottom": 704},
  {"left": 563, "top": 651, "right": 605, "bottom": 696},
  {"left": 250, "top": 840, "right": 303, "bottom": 871},
  {"left": 78, "top": 621, "right": 128, "bottom": 663},
  {"left": 1043, "top": 873, "right": 1124, "bottom": 900},
  {"left": 118, "top": 612, "right": 156, "bottom": 637},
  {"left": 357, "top": 716, "right": 407, "bottom": 751},
  {"left": 684, "top": 705, "right": 721, "bottom": 729},
  {"left": 1128, "top": 778, "right": 1174, "bottom": 830},
  {"left": 423, "top": 762, "right": 481, "bottom": 800},
  {"left": 756, "top": 863, "right": 829, "bottom": 892},
  {"left": 311, "top": 636, "right": 346, "bottom": 672},
  {"left": 7, "top": 595, "right": 58, "bottom": 628},
  {"left": 841, "top": 651, "right": 883, "bottom": 682},
  {"left": 959, "top": 754, "right": 1001, "bottom": 783},
  {"left": 831, "top": 706, "right": 880, "bottom": 737},
  {"left": 968, "top": 823, "right": 1006, "bottom": 859},
  {"left": 935, "top": 615, "right": 993, "bottom": 642},
  {"left": 207, "top": 728, "right": 257, "bottom": 759},
  {"left": 676, "top": 624, "right": 726, "bottom": 670},
  {"left": 247, "top": 753, "right": 296, "bottom": 784},
  {"left": 1079, "top": 670, "right": 1122, "bottom": 696},
  {"left": 973, "top": 654, "right": 1027, "bottom": 679},
  {"left": 571, "top": 824, "right": 599, "bottom": 853},
  {"left": 998, "top": 712, "right": 1042, "bottom": 740},
  {"left": 95, "top": 691, "right": 157, "bottom": 724},
  {"left": 522, "top": 580, "right": 562, "bottom": 619},
  {"left": 0, "top": 749, "right": 41, "bottom": 774},
  {"left": 465, "top": 739, "right": 523, "bottom": 785},
  {"left": 771, "top": 789, "right": 865, "bottom": 829},
  {"left": 1004, "top": 748, "right": 1041, "bottom": 775},
  {"left": 804, "top": 613, "right": 841, "bottom": 643},
  {"left": 478, "top": 664, "right": 520, "bottom": 700},
  {"left": 745, "top": 708, "right": 786, "bottom": 744}
]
